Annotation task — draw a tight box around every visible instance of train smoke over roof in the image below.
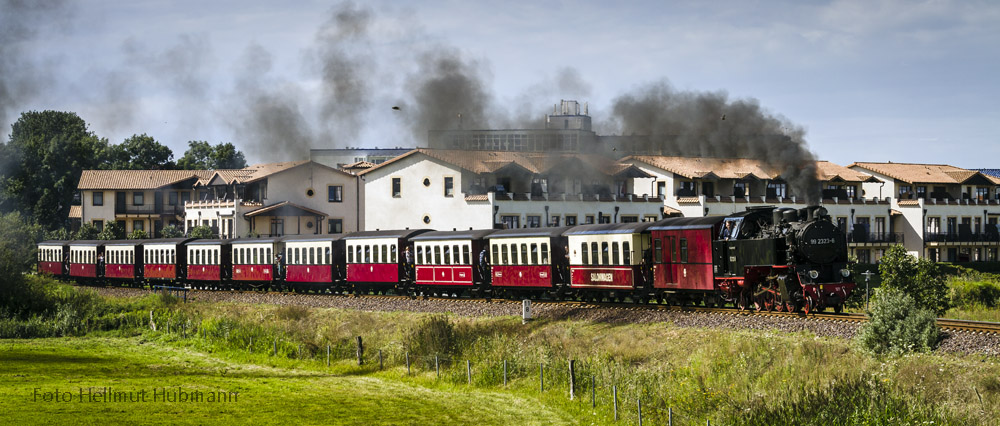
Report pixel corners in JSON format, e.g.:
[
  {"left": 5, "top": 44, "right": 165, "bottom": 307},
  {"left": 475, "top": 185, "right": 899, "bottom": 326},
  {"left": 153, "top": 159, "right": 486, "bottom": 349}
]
[{"left": 609, "top": 82, "right": 820, "bottom": 204}]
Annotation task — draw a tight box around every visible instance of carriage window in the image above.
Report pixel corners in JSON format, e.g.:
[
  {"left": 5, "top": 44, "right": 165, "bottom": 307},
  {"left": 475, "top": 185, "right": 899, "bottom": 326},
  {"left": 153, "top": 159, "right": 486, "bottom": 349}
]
[
  {"left": 492, "top": 244, "right": 499, "bottom": 266},
  {"left": 347, "top": 245, "right": 354, "bottom": 263},
  {"left": 463, "top": 245, "right": 471, "bottom": 265},
  {"left": 309, "top": 247, "right": 315, "bottom": 265},
  {"left": 531, "top": 244, "right": 538, "bottom": 265},
  {"left": 391, "top": 245, "right": 397, "bottom": 263},
  {"left": 212, "top": 250, "right": 217, "bottom": 265},
  {"left": 452, "top": 245, "right": 460, "bottom": 264},
  {"left": 671, "top": 237, "right": 678, "bottom": 263},
  {"left": 509, "top": 244, "right": 517, "bottom": 265},
  {"left": 654, "top": 239, "right": 662, "bottom": 263},
  {"left": 443, "top": 245, "right": 452, "bottom": 265},
  {"left": 680, "top": 238, "right": 688, "bottom": 263},
  {"left": 325, "top": 247, "right": 331, "bottom": 264},
  {"left": 587, "top": 242, "right": 595, "bottom": 265},
  {"left": 381, "top": 245, "right": 388, "bottom": 264},
  {"left": 357, "top": 246, "right": 363, "bottom": 263},
  {"left": 433, "top": 245, "right": 441, "bottom": 264},
  {"left": 541, "top": 243, "right": 549, "bottom": 264},
  {"left": 267, "top": 248, "right": 272, "bottom": 264},
  {"left": 612, "top": 243, "right": 620, "bottom": 265},
  {"left": 171, "top": 249, "right": 175, "bottom": 265},
  {"left": 501, "top": 244, "right": 509, "bottom": 265},
  {"left": 520, "top": 244, "right": 528, "bottom": 266},
  {"left": 252, "top": 248, "right": 259, "bottom": 264},
  {"left": 416, "top": 246, "right": 424, "bottom": 265},
  {"left": 364, "top": 245, "right": 371, "bottom": 263},
  {"left": 623, "top": 242, "right": 632, "bottom": 265},
  {"left": 602, "top": 242, "right": 610, "bottom": 265}
]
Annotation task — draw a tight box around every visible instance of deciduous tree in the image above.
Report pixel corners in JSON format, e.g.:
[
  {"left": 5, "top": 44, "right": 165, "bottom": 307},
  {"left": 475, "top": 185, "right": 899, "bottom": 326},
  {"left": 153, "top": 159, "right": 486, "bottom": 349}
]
[{"left": 177, "top": 141, "right": 247, "bottom": 170}]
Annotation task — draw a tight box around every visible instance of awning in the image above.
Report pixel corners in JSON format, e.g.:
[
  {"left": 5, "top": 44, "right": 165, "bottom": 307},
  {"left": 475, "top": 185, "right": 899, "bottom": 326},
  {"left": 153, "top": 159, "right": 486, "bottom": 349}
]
[
  {"left": 244, "top": 201, "right": 327, "bottom": 218},
  {"left": 662, "top": 205, "right": 681, "bottom": 216},
  {"left": 890, "top": 209, "right": 903, "bottom": 216},
  {"left": 69, "top": 205, "right": 82, "bottom": 219}
]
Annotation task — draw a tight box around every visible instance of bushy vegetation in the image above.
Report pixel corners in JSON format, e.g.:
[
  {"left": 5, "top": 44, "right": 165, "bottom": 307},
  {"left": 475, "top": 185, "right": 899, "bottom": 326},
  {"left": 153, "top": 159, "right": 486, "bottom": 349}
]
[
  {"left": 857, "top": 287, "right": 938, "bottom": 356},
  {"left": 879, "top": 245, "right": 950, "bottom": 315},
  {"left": 97, "top": 221, "right": 124, "bottom": 240},
  {"left": 159, "top": 224, "right": 183, "bottom": 238},
  {"left": 189, "top": 225, "right": 214, "bottom": 239},
  {"left": 127, "top": 229, "right": 148, "bottom": 239},
  {"left": 73, "top": 222, "right": 99, "bottom": 240}
]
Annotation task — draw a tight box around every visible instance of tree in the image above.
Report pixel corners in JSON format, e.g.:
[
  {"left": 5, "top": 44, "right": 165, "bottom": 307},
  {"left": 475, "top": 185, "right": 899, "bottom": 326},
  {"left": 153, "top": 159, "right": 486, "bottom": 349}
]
[
  {"left": 878, "top": 245, "right": 950, "bottom": 316},
  {"left": 0, "top": 212, "right": 45, "bottom": 280},
  {"left": 74, "top": 223, "right": 99, "bottom": 240},
  {"left": 188, "top": 225, "right": 214, "bottom": 239},
  {"left": 127, "top": 229, "right": 148, "bottom": 240},
  {"left": 0, "top": 111, "right": 110, "bottom": 230},
  {"left": 107, "top": 133, "right": 175, "bottom": 170},
  {"left": 97, "top": 222, "right": 124, "bottom": 240},
  {"left": 159, "top": 224, "right": 183, "bottom": 238},
  {"left": 176, "top": 141, "right": 247, "bottom": 170}
]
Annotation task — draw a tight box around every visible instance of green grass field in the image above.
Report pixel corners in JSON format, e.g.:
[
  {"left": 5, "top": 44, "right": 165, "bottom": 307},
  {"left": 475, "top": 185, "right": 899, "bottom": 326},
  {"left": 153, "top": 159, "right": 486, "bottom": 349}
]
[{"left": 0, "top": 337, "right": 577, "bottom": 425}]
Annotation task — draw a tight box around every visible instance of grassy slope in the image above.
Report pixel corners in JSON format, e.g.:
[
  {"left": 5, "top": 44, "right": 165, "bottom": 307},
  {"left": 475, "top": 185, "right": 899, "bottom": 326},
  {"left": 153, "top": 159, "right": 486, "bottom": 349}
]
[{"left": 0, "top": 337, "right": 575, "bottom": 426}]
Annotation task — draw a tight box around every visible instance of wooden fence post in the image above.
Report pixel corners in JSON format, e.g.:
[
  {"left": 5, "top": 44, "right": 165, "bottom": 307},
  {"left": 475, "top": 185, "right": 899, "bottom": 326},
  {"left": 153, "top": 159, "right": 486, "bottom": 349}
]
[
  {"left": 406, "top": 352, "right": 410, "bottom": 375},
  {"left": 503, "top": 360, "right": 507, "bottom": 386},
  {"left": 466, "top": 360, "right": 471, "bottom": 385},
  {"left": 613, "top": 385, "right": 618, "bottom": 421},
  {"left": 568, "top": 360, "right": 576, "bottom": 400},
  {"left": 356, "top": 336, "right": 364, "bottom": 365}
]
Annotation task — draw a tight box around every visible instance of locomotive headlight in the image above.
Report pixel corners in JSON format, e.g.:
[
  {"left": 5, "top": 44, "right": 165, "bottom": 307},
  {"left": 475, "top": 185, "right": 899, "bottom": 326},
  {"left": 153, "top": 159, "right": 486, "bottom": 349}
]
[
  {"left": 840, "top": 268, "right": 851, "bottom": 278},
  {"left": 808, "top": 270, "right": 820, "bottom": 280}
]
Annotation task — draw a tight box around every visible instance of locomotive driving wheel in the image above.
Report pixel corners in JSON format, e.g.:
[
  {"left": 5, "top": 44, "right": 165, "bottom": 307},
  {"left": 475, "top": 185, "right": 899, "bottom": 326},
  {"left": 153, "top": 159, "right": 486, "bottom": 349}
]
[{"left": 803, "top": 295, "right": 815, "bottom": 315}]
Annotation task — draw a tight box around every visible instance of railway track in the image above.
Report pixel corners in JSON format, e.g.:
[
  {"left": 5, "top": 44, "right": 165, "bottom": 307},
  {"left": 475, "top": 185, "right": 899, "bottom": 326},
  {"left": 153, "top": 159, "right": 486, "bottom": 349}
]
[{"left": 346, "top": 292, "right": 1000, "bottom": 334}]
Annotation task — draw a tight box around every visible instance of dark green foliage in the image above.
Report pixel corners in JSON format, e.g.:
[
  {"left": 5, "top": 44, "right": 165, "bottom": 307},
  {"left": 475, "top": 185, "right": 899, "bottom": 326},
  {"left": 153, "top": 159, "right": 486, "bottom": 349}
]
[
  {"left": 406, "top": 315, "right": 461, "bottom": 357},
  {"left": 127, "top": 229, "right": 148, "bottom": 240},
  {"left": 176, "top": 141, "right": 247, "bottom": 170},
  {"left": 188, "top": 225, "right": 214, "bottom": 239},
  {"left": 949, "top": 278, "right": 1000, "bottom": 308},
  {"left": 107, "top": 133, "right": 175, "bottom": 170},
  {"left": 878, "top": 245, "right": 950, "bottom": 315},
  {"left": 73, "top": 223, "right": 99, "bottom": 240},
  {"left": 857, "top": 287, "right": 938, "bottom": 355},
  {"left": 97, "top": 221, "right": 124, "bottom": 240},
  {"left": 159, "top": 224, "right": 183, "bottom": 238},
  {"left": 0, "top": 212, "right": 45, "bottom": 285},
  {"left": 45, "top": 227, "right": 71, "bottom": 241},
  {"left": 0, "top": 111, "right": 110, "bottom": 230}
]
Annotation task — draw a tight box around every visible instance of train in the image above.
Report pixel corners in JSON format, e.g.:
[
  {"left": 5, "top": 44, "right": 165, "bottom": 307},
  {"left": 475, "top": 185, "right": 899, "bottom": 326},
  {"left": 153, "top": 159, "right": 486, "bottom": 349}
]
[{"left": 36, "top": 205, "right": 855, "bottom": 313}]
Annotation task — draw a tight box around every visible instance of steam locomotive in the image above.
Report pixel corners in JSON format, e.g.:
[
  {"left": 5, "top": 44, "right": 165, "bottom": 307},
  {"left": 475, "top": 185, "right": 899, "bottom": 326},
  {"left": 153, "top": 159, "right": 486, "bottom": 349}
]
[{"left": 37, "top": 206, "right": 855, "bottom": 313}]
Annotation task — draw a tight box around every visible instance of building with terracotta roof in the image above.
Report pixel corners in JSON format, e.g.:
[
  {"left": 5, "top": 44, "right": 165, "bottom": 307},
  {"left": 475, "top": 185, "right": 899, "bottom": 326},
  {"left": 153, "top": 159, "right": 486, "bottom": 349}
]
[
  {"left": 75, "top": 161, "right": 360, "bottom": 238},
  {"left": 358, "top": 148, "right": 662, "bottom": 231},
  {"left": 850, "top": 162, "right": 1000, "bottom": 262}
]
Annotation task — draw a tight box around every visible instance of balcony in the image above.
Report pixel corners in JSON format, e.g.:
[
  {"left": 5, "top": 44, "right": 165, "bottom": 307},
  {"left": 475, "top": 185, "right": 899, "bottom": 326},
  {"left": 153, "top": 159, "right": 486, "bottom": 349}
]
[
  {"left": 924, "top": 232, "right": 1000, "bottom": 244},
  {"left": 847, "top": 232, "right": 904, "bottom": 244}
]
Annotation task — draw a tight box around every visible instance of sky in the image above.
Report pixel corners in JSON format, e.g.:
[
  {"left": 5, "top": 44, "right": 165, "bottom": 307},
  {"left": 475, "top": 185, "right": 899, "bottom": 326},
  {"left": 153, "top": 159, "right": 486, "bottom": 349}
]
[{"left": 3, "top": 0, "right": 998, "bottom": 168}]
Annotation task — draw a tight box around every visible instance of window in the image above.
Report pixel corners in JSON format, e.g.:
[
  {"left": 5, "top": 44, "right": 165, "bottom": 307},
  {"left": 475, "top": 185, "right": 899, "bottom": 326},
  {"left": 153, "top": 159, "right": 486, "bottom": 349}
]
[
  {"left": 92, "top": 192, "right": 103, "bottom": 206},
  {"left": 500, "top": 244, "right": 509, "bottom": 265},
  {"left": 442, "top": 245, "right": 451, "bottom": 265},
  {"left": 565, "top": 216, "right": 577, "bottom": 226},
  {"left": 550, "top": 216, "right": 560, "bottom": 227},
  {"left": 585, "top": 215, "right": 595, "bottom": 225},
  {"left": 381, "top": 245, "right": 388, "bottom": 264},
  {"left": 581, "top": 242, "right": 589, "bottom": 264},
  {"left": 310, "top": 247, "right": 316, "bottom": 265},
  {"left": 541, "top": 243, "right": 549, "bottom": 264},
  {"left": 657, "top": 181, "right": 666, "bottom": 197},
  {"left": 845, "top": 185, "right": 856, "bottom": 198},
  {"left": 433, "top": 246, "right": 441, "bottom": 264},
  {"left": 623, "top": 242, "right": 631, "bottom": 265},
  {"left": 509, "top": 244, "right": 518, "bottom": 265},
  {"left": 602, "top": 242, "right": 610, "bottom": 265},
  {"left": 168, "top": 192, "right": 178, "bottom": 205},
  {"left": 898, "top": 185, "right": 912, "bottom": 199},
  {"left": 678, "top": 181, "right": 695, "bottom": 196},
  {"left": 133, "top": 191, "right": 144, "bottom": 206},
  {"left": 133, "top": 220, "right": 144, "bottom": 231},
  {"left": 328, "top": 185, "right": 343, "bottom": 202},
  {"left": 670, "top": 237, "right": 678, "bottom": 262},
  {"left": 180, "top": 192, "right": 191, "bottom": 205},
  {"left": 492, "top": 244, "right": 499, "bottom": 266},
  {"left": 977, "top": 187, "right": 989, "bottom": 201},
  {"left": 501, "top": 215, "right": 520, "bottom": 229},
  {"left": 463, "top": 245, "right": 471, "bottom": 264},
  {"left": 392, "top": 178, "right": 401, "bottom": 197},
  {"left": 93, "top": 220, "right": 104, "bottom": 231},
  {"left": 444, "top": 177, "right": 454, "bottom": 197},
  {"left": 591, "top": 242, "right": 599, "bottom": 265},
  {"left": 527, "top": 215, "right": 541, "bottom": 228},
  {"left": 390, "top": 245, "right": 397, "bottom": 263},
  {"left": 452, "top": 245, "right": 460, "bottom": 264},
  {"left": 530, "top": 244, "right": 538, "bottom": 265},
  {"left": 364, "top": 245, "right": 371, "bottom": 262},
  {"left": 416, "top": 246, "right": 424, "bottom": 265},
  {"left": 653, "top": 239, "right": 662, "bottom": 263},
  {"left": 520, "top": 244, "right": 528, "bottom": 265},
  {"left": 733, "top": 182, "right": 747, "bottom": 197},
  {"left": 328, "top": 219, "right": 343, "bottom": 234},
  {"left": 621, "top": 216, "right": 639, "bottom": 223},
  {"left": 599, "top": 214, "right": 611, "bottom": 224},
  {"left": 767, "top": 182, "right": 787, "bottom": 198},
  {"left": 348, "top": 246, "right": 355, "bottom": 263},
  {"left": 612, "top": 243, "right": 620, "bottom": 265},
  {"left": 680, "top": 238, "right": 688, "bottom": 263}
]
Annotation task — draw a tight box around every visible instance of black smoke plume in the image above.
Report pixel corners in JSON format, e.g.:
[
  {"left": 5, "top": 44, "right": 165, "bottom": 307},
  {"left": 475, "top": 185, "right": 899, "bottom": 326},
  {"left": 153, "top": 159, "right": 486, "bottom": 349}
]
[
  {"left": 315, "top": 2, "right": 374, "bottom": 145},
  {"left": 0, "top": 0, "right": 70, "bottom": 126},
  {"left": 609, "top": 81, "right": 820, "bottom": 203},
  {"left": 404, "top": 49, "right": 494, "bottom": 139}
]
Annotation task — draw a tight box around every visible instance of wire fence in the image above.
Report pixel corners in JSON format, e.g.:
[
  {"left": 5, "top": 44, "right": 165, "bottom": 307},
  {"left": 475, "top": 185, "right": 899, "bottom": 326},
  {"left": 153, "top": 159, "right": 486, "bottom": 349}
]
[{"left": 147, "top": 312, "right": 715, "bottom": 425}]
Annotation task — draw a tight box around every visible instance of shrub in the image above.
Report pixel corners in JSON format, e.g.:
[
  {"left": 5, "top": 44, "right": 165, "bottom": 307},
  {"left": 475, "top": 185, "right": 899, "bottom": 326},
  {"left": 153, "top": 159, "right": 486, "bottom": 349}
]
[
  {"left": 127, "top": 229, "right": 148, "bottom": 239},
  {"left": 878, "top": 245, "right": 950, "bottom": 315},
  {"left": 857, "top": 287, "right": 938, "bottom": 356},
  {"left": 74, "top": 223, "right": 99, "bottom": 240},
  {"left": 159, "top": 224, "right": 183, "bottom": 238},
  {"left": 97, "top": 222, "right": 124, "bottom": 240},
  {"left": 406, "top": 314, "right": 460, "bottom": 357},
  {"left": 189, "top": 225, "right": 214, "bottom": 239},
  {"left": 949, "top": 278, "right": 1000, "bottom": 308}
]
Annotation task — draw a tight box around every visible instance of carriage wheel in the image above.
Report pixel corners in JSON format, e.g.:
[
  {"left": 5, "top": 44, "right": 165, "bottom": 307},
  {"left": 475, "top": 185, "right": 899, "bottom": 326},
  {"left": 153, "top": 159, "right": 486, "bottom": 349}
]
[
  {"left": 803, "top": 295, "right": 814, "bottom": 315},
  {"left": 834, "top": 303, "right": 844, "bottom": 314}
]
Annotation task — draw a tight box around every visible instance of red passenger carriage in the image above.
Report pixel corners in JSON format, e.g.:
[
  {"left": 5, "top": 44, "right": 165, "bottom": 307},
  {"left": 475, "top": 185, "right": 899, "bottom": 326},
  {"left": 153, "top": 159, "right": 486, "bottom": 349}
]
[
  {"left": 565, "top": 222, "right": 656, "bottom": 301},
  {"left": 231, "top": 237, "right": 282, "bottom": 289},
  {"left": 282, "top": 234, "right": 345, "bottom": 292},
  {"left": 186, "top": 239, "right": 231, "bottom": 289},
  {"left": 68, "top": 240, "right": 105, "bottom": 282},
  {"left": 486, "top": 227, "right": 571, "bottom": 299},
  {"left": 343, "top": 229, "right": 432, "bottom": 294},
  {"left": 647, "top": 217, "right": 726, "bottom": 305},
  {"left": 37, "top": 241, "right": 68, "bottom": 277},
  {"left": 103, "top": 240, "right": 143, "bottom": 286},
  {"left": 141, "top": 239, "right": 192, "bottom": 283},
  {"left": 411, "top": 229, "right": 496, "bottom": 297}
]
